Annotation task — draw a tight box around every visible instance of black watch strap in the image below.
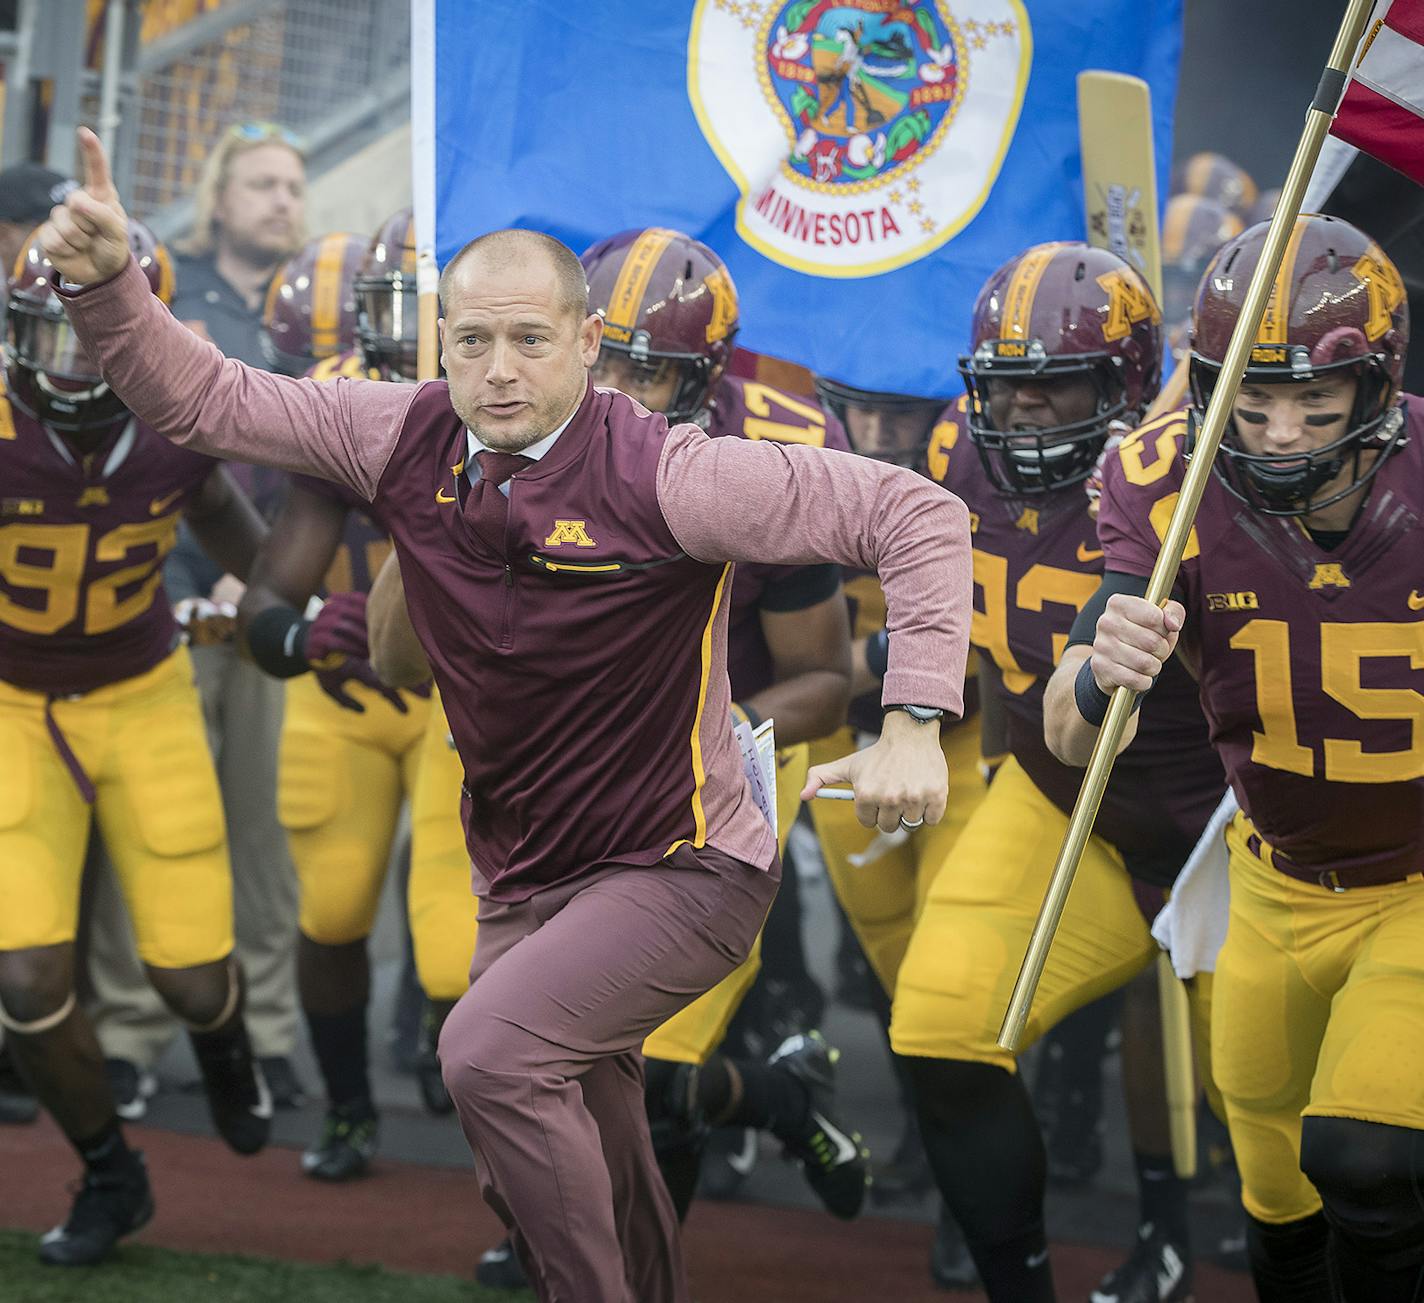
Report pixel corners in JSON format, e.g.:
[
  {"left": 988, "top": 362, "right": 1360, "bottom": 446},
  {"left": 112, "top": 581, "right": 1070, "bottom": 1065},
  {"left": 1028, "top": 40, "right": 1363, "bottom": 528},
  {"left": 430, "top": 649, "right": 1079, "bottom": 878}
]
[{"left": 887, "top": 704, "right": 944, "bottom": 723}]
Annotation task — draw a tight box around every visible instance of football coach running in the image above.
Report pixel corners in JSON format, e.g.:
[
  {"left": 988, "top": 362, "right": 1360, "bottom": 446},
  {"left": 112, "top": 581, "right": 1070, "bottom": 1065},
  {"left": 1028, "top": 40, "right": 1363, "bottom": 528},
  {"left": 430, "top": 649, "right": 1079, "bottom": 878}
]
[{"left": 41, "top": 128, "right": 972, "bottom": 1303}]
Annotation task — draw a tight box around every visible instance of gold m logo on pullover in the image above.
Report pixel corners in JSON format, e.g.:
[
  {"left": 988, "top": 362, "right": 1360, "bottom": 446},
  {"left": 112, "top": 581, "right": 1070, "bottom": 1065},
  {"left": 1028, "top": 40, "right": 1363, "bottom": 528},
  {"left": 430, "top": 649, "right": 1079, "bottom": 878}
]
[{"left": 544, "top": 520, "right": 598, "bottom": 548}]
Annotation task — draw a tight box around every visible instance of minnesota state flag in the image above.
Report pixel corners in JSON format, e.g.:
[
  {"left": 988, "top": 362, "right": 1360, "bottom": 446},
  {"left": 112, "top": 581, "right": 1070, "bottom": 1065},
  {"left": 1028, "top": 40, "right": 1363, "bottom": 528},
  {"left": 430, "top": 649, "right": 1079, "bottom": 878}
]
[{"left": 413, "top": 0, "right": 1182, "bottom": 395}]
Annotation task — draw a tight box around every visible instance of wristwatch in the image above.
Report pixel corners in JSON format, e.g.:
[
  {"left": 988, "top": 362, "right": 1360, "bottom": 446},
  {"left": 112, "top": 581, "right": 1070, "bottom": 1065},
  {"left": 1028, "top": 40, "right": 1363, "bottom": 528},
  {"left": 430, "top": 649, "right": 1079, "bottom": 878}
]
[{"left": 886, "top": 704, "right": 944, "bottom": 724}]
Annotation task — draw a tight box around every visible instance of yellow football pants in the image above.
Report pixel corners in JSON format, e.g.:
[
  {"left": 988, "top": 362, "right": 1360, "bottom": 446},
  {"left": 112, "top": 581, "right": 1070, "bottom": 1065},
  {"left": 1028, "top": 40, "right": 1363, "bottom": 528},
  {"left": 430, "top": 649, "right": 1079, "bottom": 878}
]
[
  {"left": 640, "top": 743, "right": 808, "bottom": 1065},
  {"left": 407, "top": 694, "right": 479, "bottom": 1001},
  {"left": 891, "top": 756, "right": 1165, "bottom": 1068},
  {"left": 811, "top": 720, "right": 987, "bottom": 996},
  {"left": 279, "top": 673, "right": 428, "bottom": 946},
  {"left": 1214, "top": 813, "right": 1424, "bottom": 1224},
  {"left": 0, "top": 648, "right": 232, "bottom": 967}
]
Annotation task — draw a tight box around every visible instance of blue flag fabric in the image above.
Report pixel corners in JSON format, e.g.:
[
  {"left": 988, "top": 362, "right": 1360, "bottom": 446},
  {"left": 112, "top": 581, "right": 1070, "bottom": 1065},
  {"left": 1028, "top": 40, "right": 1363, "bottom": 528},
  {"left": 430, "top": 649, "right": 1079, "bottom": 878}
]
[{"left": 415, "top": 0, "right": 1181, "bottom": 396}]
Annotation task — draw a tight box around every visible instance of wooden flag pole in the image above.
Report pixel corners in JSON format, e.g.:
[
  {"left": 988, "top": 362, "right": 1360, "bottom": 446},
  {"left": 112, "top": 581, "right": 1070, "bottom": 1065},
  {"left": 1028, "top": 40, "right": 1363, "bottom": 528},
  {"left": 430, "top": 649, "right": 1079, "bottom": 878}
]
[
  {"left": 417, "top": 249, "right": 440, "bottom": 382},
  {"left": 999, "top": 0, "right": 1378, "bottom": 1054}
]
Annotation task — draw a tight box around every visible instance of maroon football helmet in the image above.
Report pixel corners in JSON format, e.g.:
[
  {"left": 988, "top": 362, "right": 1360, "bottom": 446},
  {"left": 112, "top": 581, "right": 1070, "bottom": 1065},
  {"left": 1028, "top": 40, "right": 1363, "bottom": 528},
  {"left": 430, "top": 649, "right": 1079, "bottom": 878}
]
[
  {"left": 1170, "top": 152, "right": 1258, "bottom": 220},
  {"left": 581, "top": 228, "right": 739, "bottom": 424},
  {"left": 355, "top": 208, "right": 418, "bottom": 381},
  {"left": 7, "top": 220, "right": 174, "bottom": 434},
  {"left": 959, "top": 241, "right": 1163, "bottom": 494},
  {"left": 1190, "top": 213, "right": 1410, "bottom": 517},
  {"left": 262, "top": 232, "right": 365, "bottom": 376}
]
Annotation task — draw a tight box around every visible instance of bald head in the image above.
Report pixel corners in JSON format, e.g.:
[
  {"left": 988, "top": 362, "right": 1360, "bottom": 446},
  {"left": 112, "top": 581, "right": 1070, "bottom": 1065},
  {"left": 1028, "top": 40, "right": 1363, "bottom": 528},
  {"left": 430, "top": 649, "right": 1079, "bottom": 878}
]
[{"left": 439, "top": 228, "right": 588, "bottom": 321}]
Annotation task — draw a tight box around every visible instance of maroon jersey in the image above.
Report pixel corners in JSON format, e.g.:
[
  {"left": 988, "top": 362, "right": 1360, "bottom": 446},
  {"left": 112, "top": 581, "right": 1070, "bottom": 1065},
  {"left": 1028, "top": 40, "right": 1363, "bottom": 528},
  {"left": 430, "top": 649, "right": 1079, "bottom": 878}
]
[
  {"left": 1097, "top": 399, "right": 1424, "bottom": 887},
  {"left": 708, "top": 373, "right": 849, "bottom": 700},
  {"left": 932, "top": 396, "right": 1224, "bottom": 883},
  {"left": 0, "top": 395, "right": 216, "bottom": 693}
]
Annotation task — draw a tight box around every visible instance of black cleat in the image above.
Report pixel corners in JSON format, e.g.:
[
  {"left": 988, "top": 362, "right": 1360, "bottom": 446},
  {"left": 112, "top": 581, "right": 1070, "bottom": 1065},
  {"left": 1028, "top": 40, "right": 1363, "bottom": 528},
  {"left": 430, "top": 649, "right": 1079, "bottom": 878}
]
[
  {"left": 1091, "top": 1222, "right": 1193, "bottom": 1303},
  {"left": 699, "top": 1125, "right": 758, "bottom": 1201},
  {"left": 191, "top": 1030, "right": 271, "bottom": 1156},
  {"left": 767, "top": 1030, "right": 870, "bottom": 1220},
  {"left": 415, "top": 1001, "right": 454, "bottom": 1116},
  {"left": 476, "top": 1236, "right": 531, "bottom": 1289},
  {"left": 301, "top": 1102, "right": 379, "bottom": 1182},
  {"left": 930, "top": 1202, "right": 981, "bottom": 1291},
  {"left": 39, "top": 1153, "right": 154, "bottom": 1266}
]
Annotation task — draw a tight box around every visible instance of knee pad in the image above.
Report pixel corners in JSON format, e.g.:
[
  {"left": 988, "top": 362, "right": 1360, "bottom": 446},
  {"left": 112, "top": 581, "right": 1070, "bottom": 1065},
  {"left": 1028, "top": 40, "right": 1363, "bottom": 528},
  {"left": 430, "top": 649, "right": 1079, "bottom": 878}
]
[
  {"left": 643, "top": 1057, "right": 706, "bottom": 1156},
  {"left": 1301, "top": 1116, "right": 1424, "bottom": 1272}
]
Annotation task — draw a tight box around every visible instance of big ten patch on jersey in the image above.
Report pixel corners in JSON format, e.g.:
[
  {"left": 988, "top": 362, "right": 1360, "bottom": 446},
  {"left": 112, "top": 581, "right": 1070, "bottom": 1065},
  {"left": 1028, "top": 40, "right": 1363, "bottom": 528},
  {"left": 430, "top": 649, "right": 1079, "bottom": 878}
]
[
  {"left": 0, "top": 408, "right": 216, "bottom": 693},
  {"left": 707, "top": 373, "right": 851, "bottom": 452},
  {"left": 1097, "top": 399, "right": 1424, "bottom": 883},
  {"left": 306, "top": 350, "right": 380, "bottom": 383}
]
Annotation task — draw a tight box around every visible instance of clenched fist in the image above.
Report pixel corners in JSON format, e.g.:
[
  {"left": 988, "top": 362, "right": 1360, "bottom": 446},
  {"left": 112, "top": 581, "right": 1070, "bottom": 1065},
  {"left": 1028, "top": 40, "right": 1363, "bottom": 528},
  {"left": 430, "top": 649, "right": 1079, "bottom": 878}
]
[
  {"left": 1089, "top": 594, "right": 1184, "bottom": 694},
  {"left": 37, "top": 127, "right": 131, "bottom": 286}
]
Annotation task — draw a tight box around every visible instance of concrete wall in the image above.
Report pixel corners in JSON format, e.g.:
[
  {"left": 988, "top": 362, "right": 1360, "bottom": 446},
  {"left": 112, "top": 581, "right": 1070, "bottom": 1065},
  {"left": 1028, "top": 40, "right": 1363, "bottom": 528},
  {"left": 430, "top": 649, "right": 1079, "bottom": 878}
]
[{"left": 304, "top": 122, "right": 411, "bottom": 239}]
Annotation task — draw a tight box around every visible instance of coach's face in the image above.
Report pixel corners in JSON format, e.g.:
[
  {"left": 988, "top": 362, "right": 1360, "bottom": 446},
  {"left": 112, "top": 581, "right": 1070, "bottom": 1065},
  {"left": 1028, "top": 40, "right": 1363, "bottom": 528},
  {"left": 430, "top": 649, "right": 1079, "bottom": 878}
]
[{"left": 440, "top": 253, "right": 602, "bottom": 452}]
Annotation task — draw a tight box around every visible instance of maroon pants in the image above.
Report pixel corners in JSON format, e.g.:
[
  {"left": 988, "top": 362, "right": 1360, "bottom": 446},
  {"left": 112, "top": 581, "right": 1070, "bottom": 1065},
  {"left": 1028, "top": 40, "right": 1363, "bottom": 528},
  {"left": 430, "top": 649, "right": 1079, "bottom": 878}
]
[{"left": 439, "top": 845, "right": 778, "bottom": 1303}]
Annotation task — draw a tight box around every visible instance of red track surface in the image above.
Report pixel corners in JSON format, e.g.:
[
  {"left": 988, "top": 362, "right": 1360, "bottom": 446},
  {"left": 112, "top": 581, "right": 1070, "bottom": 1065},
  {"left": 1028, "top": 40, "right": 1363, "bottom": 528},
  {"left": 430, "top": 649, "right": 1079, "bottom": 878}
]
[{"left": 1, "top": 1118, "right": 1255, "bottom": 1301}]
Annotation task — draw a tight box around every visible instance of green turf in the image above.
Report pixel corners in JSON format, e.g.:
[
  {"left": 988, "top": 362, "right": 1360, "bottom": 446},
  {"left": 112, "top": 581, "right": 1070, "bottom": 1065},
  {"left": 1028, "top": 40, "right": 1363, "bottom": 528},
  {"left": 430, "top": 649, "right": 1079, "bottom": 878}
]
[{"left": 0, "top": 1228, "right": 533, "bottom": 1301}]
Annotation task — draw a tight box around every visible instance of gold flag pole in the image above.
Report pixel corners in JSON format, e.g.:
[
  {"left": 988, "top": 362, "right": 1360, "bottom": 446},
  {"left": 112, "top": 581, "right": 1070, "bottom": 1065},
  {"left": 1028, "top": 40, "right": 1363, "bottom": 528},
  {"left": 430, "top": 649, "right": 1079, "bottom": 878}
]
[{"left": 999, "top": 0, "right": 1378, "bottom": 1053}]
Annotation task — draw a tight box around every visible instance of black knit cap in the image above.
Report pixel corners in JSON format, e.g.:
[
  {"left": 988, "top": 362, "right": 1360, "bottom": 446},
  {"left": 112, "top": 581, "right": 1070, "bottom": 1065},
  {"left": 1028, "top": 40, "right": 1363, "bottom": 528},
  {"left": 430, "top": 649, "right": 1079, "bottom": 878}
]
[{"left": 0, "top": 162, "right": 76, "bottom": 225}]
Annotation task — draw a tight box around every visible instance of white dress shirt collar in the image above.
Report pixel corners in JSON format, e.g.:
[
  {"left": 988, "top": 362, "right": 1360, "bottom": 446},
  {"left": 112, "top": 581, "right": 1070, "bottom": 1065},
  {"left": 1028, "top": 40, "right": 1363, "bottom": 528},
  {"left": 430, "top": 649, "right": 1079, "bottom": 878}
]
[{"left": 466, "top": 407, "right": 574, "bottom": 475}]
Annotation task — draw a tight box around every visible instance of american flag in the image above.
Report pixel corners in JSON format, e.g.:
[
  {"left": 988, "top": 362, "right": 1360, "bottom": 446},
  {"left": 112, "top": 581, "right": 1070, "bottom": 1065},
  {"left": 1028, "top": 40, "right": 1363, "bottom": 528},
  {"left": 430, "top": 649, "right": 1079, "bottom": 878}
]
[{"left": 1331, "top": 0, "right": 1424, "bottom": 186}]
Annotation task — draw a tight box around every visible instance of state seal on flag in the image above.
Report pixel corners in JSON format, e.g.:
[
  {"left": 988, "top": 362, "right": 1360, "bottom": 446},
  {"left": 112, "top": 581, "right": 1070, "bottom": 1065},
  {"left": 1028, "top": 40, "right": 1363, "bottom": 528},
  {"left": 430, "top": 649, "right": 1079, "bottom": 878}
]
[{"left": 688, "top": 0, "right": 1031, "bottom": 276}]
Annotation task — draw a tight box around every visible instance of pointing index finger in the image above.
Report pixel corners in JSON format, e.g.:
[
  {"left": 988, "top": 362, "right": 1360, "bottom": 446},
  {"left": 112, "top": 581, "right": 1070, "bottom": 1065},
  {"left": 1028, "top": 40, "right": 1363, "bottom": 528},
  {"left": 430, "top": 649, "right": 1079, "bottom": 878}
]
[{"left": 76, "top": 126, "right": 116, "bottom": 202}]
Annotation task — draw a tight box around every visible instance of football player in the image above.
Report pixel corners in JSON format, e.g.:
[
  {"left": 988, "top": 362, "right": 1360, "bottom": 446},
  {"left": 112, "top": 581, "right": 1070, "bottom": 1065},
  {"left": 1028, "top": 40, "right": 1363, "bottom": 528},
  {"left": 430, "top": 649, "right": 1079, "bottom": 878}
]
[
  {"left": 239, "top": 212, "right": 473, "bottom": 1181},
  {"left": 808, "top": 372, "right": 992, "bottom": 1288},
  {"left": 0, "top": 225, "right": 271, "bottom": 1265},
  {"left": 889, "top": 242, "right": 1227, "bottom": 1303},
  {"left": 1046, "top": 214, "right": 1423, "bottom": 1303}
]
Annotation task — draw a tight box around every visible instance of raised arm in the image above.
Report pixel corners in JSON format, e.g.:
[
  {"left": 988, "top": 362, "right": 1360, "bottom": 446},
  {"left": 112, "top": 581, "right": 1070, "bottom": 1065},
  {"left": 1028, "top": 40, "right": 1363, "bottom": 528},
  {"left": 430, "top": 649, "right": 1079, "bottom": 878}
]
[
  {"left": 40, "top": 128, "right": 415, "bottom": 496},
  {"left": 656, "top": 424, "right": 971, "bottom": 719}
]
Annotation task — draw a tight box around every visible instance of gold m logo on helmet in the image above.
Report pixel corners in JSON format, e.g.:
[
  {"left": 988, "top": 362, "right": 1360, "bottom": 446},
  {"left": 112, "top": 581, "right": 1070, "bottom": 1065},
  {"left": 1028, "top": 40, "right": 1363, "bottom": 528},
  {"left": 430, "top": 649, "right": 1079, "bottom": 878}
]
[
  {"left": 1096, "top": 270, "right": 1161, "bottom": 342},
  {"left": 1351, "top": 246, "right": 1405, "bottom": 342},
  {"left": 543, "top": 520, "right": 598, "bottom": 548},
  {"left": 704, "top": 266, "right": 738, "bottom": 343}
]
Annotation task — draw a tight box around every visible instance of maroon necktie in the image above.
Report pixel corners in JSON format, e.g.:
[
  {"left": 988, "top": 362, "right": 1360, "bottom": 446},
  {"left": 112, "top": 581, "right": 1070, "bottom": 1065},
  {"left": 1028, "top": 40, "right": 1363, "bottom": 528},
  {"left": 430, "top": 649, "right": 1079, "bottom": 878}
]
[{"left": 466, "top": 449, "right": 533, "bottom": 552}]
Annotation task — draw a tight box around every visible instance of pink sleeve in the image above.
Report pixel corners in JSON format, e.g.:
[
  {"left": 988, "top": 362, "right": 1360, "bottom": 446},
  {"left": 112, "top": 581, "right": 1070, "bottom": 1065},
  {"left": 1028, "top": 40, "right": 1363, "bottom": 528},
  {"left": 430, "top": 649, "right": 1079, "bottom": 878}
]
[
  {"left": 57, "top": 256, "right": 420, "bottom": 500},
  {"left": 656, "top": 422, "right": 971, "bottom": 717}
]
